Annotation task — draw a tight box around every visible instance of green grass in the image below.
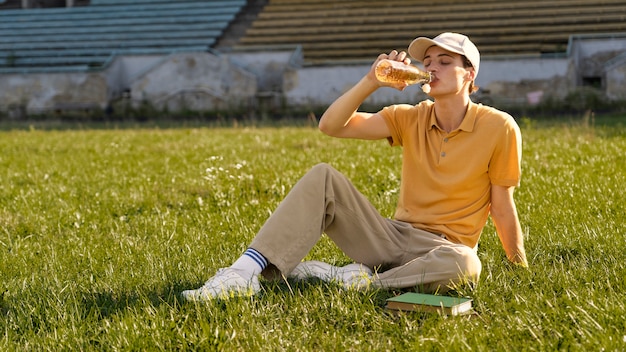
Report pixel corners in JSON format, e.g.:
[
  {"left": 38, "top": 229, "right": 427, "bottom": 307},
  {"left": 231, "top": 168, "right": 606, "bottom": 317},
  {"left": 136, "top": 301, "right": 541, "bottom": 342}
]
[{"left": 1, "top": 120, "right": 625, "bottom": 351}]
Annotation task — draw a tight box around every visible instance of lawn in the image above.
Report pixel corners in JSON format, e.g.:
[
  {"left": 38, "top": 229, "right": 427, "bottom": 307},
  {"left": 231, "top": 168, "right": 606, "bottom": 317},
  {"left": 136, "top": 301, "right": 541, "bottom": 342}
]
[{"left": 1, "top": 118, "right": 625, "bottom": 351}]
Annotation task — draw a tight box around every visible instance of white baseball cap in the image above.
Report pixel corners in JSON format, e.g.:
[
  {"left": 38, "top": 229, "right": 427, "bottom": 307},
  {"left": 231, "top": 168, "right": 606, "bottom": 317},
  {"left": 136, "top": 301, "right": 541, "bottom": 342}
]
[{"left": 408, "top": 32, "right": 480, "bottom": 76}]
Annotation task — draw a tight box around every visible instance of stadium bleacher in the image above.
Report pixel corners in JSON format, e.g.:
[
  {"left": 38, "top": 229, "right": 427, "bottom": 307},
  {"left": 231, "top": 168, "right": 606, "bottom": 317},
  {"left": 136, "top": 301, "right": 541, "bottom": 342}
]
[
  {"left": 2, "top": 0, "right": 626, "bottom": 113},
  {"left": 234, "top": 0, "right": 626, "bottom": 65},
  {"left": 2, "top": 0, "right": 626, "bottom": 70},
  {"left": 0, "top": 0, "right": 246, "bottom": 73}
]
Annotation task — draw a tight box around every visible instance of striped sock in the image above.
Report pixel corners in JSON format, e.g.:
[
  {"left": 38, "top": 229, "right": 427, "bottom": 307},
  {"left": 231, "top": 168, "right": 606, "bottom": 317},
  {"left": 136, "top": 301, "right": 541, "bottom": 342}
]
[{"left": 231, "top": 248, "right": 268, "bottom": 276}]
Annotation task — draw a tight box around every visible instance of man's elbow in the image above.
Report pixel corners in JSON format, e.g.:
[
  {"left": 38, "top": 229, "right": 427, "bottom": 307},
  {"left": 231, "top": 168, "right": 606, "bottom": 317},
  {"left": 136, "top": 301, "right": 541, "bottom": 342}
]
[
  {"left": 318, "top": 119, "right": 330, "bottom": 135},
  {"left": 318, "top": 118, "right": 340, "bottom": 137}
]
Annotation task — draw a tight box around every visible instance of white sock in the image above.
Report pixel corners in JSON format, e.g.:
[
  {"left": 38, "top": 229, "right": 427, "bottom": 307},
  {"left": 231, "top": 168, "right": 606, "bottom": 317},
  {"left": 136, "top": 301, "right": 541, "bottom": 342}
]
[{"left": 230, "top": 248, "right": 268, "bottom": 277}]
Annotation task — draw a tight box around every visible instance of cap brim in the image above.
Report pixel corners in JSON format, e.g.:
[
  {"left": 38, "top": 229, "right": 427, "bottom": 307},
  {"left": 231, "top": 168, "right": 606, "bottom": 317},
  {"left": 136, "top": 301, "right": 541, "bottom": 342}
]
[{"left": 408, "top": 37, "right": 466, "bottom": 62}]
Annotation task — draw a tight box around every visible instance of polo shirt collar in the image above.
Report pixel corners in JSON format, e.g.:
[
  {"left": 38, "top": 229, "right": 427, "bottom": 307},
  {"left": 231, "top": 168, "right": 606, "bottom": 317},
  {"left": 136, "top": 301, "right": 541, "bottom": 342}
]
[{"left": 428, "top": 101, "right": 477, "bottom": 132}]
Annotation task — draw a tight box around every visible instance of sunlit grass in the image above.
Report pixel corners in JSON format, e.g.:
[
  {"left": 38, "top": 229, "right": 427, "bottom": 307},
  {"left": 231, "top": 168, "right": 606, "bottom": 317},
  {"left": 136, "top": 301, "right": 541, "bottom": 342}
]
[{"left": 1, "top": 120, "right": 625, "bottom": 350}]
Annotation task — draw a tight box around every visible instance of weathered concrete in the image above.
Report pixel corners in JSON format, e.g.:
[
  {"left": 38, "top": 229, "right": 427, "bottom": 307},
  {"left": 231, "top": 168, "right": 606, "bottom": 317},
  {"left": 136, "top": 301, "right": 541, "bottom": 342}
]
[
  {"left": 129, "top": 52, "right": 257, "bottom": 112},
  {"left": 1, "top": 34, "right": 625, "bottom": 117},
  {"left": 280, "top": 64, "right": 431, "bottom": 109},
  {"left": 606, "top": 53, "right": 626, "bottom": 100},
  {"left": 278, "top": 35, "right": 626, "bottom": 109},
  {"left": 0, "top": 71, "right": 108, "bottom": 115},
  {"left": 105, "top": 54, "right": 165, "bottom": 98}
]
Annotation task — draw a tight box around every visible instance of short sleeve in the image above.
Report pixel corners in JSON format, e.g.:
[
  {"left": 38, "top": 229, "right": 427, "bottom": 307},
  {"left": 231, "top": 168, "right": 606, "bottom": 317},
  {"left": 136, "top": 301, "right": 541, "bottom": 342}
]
[
  {"left": 489, "top": 116, "right": 522, "bottom": 187},
  {"left": 379, "top": 104, "right": 419, "bottom": 147}
]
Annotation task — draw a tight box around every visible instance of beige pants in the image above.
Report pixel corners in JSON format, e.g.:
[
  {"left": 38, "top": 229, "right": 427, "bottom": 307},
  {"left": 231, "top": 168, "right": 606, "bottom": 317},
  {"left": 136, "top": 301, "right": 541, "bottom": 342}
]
[{"left": 250, "top": 163, "right": 482, "bottom": 293}]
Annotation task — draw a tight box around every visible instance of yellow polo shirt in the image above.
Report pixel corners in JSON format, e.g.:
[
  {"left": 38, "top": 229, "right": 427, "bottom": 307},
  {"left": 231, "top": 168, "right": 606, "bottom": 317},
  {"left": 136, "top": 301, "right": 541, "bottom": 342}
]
[{"left": 380, "top": 100, "right": 522, "bottom": 248}]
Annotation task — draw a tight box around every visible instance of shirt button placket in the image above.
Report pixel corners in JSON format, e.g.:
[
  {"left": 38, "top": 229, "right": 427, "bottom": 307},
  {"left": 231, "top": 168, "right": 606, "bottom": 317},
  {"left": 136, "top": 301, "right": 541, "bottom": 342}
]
[{"left": 440, "top": 136, "right": 449, "bottom": 159}]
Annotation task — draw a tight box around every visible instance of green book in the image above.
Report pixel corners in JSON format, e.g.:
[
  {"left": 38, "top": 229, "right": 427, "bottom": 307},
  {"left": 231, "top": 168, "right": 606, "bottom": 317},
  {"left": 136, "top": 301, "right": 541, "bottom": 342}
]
[{"left": 385, "top": 292, "right": 473, "bottom": 316}]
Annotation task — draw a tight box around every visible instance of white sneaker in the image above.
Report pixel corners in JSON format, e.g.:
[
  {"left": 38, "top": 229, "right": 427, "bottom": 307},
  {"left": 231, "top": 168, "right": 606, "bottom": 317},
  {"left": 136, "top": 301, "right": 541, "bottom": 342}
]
[
  {"left": 181, "top": 267, "right": 261, "bottom": 301},
  {"left": 290, "top": 260, "right": 373, "bottom": 290}
]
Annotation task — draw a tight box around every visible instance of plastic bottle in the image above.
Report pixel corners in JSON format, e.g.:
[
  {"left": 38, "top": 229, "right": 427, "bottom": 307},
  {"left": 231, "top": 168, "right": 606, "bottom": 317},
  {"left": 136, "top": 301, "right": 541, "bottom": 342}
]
[{"left": 374, "top": 59, "right": 432, "bottom": 86}]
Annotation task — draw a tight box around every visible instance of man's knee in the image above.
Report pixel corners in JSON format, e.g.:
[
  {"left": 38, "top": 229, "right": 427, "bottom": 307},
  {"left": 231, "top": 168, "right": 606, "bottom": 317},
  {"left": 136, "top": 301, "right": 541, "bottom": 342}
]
[
  {"left": 302, "top": 163, "right": 343, "bottom": 185},
  {"left": 427, "top": 247, "right": 481, "bottom": 293},
  {"left": 309, "top": 162, "right": 335, "bottom": 175},
  {"left": 448, "top": 245, "right": 482, "bottom": 285}
]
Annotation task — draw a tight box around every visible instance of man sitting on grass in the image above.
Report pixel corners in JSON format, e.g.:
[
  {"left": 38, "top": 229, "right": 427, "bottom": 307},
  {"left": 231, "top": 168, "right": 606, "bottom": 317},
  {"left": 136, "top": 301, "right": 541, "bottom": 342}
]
[{"left": 182, "top": 32, "right": 528, "bottom": 301}]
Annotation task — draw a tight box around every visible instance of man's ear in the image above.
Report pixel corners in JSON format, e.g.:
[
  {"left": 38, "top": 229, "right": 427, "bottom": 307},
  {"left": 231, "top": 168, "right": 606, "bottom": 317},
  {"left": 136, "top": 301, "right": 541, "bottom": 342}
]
[{"left": 465, "top": 68, "right": 476, "bottom": 82}]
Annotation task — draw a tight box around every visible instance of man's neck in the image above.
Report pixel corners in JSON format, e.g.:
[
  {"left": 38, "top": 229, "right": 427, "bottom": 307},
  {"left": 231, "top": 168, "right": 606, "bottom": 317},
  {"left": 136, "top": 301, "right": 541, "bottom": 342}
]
[{"left": 433, "top": 95, "right": 471, "bottom": 133}]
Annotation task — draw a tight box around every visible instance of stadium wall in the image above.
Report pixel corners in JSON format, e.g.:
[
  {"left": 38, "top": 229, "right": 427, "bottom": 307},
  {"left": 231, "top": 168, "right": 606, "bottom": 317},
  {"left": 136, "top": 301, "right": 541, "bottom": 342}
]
[
  {"left": 126, "top": 52, "right": 257, "bottom": 112},
  {"left": 1, "top": 34, "right": 625, "bottom": 118},
  {"left": 0, "top": 71, "right": 108, "bottom": 117},
  {"left": 277, "top": 56, "right": 574, "bottom": 109}
]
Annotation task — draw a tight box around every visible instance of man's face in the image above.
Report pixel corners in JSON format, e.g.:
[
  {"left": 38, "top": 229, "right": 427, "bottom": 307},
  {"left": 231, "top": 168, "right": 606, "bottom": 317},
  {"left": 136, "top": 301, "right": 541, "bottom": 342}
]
[{"left": 422, "top": 46, "right": 473, "bottom": 97}]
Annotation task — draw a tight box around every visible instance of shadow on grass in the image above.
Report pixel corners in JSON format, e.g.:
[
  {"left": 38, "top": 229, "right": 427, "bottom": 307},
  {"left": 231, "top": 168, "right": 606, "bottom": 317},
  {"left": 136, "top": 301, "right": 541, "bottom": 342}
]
[
  {"left": 78, "top": 279, "right": 329, "bottom": 319},
  {"left": 80, "top": 281, "right": 194, "bottom": 319},
  {"left": 77, "top": 276, "right": 464, "bottom": 321},
  {"left": 258, "top": 277, "right": 398, "bottom": 307}
]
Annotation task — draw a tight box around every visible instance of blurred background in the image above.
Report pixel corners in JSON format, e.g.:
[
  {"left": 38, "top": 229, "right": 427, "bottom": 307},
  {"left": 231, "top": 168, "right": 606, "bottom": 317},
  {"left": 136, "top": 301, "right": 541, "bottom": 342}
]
[{"left": 1, "top": 0, "right": 626, "bottom": 120}]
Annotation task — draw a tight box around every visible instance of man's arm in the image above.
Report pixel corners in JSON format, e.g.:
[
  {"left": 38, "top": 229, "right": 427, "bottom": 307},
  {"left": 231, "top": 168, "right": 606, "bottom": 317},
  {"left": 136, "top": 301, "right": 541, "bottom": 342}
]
[
  {"left": 490, "top": 184, "right": 528, "bottom": 267},
  {"left": 319, "top": 51, "right": 409, "bottom": 140}
]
